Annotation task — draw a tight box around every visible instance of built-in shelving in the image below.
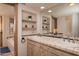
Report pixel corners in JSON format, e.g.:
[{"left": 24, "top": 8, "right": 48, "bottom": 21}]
[
  {"left": 42, "top": 16, "right": 50, "bottom": 32},
  {"left": 22, "top": 10, "right": 37, "bottom": 34}
]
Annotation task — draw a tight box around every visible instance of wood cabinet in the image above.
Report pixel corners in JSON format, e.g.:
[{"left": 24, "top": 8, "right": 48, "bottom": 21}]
[
  {"left": 40, "top": 44, "right": 48, "bottom": 56},
  {"left": 27, "top": 39, "right": 77, "bottom": 56},
  {"left": 27, "top": 41, "right": 33, "bottom": 56},
  {"left": 27, "top": 39, "right": 40, "bottom": 56},
  {"left": 48, "top": 46, "right": 73, "bottom": 56}
]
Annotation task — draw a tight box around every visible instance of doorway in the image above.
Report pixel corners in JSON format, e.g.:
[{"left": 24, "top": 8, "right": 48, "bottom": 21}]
[{"left": 0, "top": 16, "right": 15, "bottom": 56}]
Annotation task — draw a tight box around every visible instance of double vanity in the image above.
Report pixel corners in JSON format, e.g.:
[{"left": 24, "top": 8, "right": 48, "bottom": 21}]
[{"left": 25, "top": 34, "right": 79, "bottom": 56}]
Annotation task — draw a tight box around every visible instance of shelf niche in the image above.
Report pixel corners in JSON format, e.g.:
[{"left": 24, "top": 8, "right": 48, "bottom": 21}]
[{"left": 22, "top": 10, "right": 37, "bottom": 33}]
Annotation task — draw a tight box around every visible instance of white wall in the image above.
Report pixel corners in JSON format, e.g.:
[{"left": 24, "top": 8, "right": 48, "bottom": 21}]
[{"left": 72, "top": 13, "right": 79, "bottom": 37}]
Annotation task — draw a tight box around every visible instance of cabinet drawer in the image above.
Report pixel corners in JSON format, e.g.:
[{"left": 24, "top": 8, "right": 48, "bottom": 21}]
[
  {"left": 27, "top": 39, "right": 40, "bottom": 47},
  {"left": 40, "top": 44, "right": 48, "bottom": 56},
  {"left": 48, "top": 47, "right": 74, "bottom": 56},
  {"left": 27, "top": 42, "right": 33, "bottom": 56},
  {"left": 40, "top": 49, "right": 48, "bottom": 56}
]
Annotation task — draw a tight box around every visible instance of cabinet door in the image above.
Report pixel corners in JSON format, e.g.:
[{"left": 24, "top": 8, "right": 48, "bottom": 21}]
[
  {"left": 27, "top": 39, "right": 40, "bottom": 56},
  {"left": 48, "top": 46, "right": 74, "bottom": 56},
  {"left": 40, "top": 48, "right": 48, "bottom": 56},
  {"left": 40, "top": 44, "right": 48, "bottom": 56},
  {"left": 32, "top": 44, "right": 40, "bottom": 56},
  {"left": 27, "top": 41, "right": 33, "bottom": 56},
  {"left": 40, "top": 44, "right": 57, "bottom": 56},
  {"left": 32, "top": 41, "right": 40, "bottom": 56}
]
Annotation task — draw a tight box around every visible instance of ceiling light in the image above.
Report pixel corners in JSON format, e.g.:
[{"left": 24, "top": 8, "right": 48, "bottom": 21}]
[
  {"left": 40, "top": 6, "right": 45, "bottom": 9},
  {"left": 69, "top": 3, "right": 75, "bottom": 6},
  {"left": 48, "top": 10, "right": 52, "bottom": 13}
]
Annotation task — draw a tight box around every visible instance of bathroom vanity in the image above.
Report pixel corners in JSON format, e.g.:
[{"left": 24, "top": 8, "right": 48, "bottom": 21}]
[{"left": 26, "top": 35, "right": 79, "bottom": 56}]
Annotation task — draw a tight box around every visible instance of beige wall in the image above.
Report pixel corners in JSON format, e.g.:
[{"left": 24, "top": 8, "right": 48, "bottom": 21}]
[
  {"left": 2, "top": 16, "right": 9, "bottom": 47},
  {"left": 66, "top": 16, "right": 72, "bottom": 33},
  {"left": 0, "top": 4, "right": 15, "bottom": 16},
  {"left": 57, "top": 16, "right": 72, "bottom": 34}
]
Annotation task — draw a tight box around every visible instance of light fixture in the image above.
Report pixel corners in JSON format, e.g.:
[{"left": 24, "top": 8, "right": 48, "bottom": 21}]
[
  {"left": 40, "top": 6, "right": 45, "bottom": 9},
  {"left": 48, "top": 10, "right": 52, "bottom": 13},
  {"left": 69, "top": 3, "right": 75, "bottom": 6}
]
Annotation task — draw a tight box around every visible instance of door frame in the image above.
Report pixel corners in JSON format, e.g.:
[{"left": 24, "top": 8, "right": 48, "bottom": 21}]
[{"left": 0, "top": 16, "right": 2, "bottom": 47}]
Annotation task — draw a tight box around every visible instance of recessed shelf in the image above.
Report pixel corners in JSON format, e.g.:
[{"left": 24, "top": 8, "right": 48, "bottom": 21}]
[
  {"left": 42, "top": 16, "right": 50, "bottom": 32},
  {"left": 22, "top": 10, "right": 37, "bottom": 33},
  {"left": 42, "top": 28, "right": 49, "bottom": 30},
  {"left": 43, "top": 23, "right": 50, "bottom": 25},
  {"left": 22, "top": 19, "right": 36, "bottom": 23},
  {"left": 22, "top": 28, "right": 36, "bottom": 31}
]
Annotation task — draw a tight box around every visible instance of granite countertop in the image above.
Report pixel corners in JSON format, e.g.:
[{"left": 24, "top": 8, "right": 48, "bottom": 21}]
[{"left": 26, "top": 35, "right": 79, "bottom": 56}]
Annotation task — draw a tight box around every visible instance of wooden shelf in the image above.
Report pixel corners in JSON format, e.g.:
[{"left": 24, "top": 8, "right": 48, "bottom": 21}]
[
  {"left": 43, "top": 29, "right": 49, "bottom": 30},
  {"left": 22, "top": 28, "right": 36, "bottom": 31},
  {"left": 43, "top": 23, "right": 50, "bottom": 25},
  {"left": 22, "top": 19, "right": 36, "bottom": 23}
]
